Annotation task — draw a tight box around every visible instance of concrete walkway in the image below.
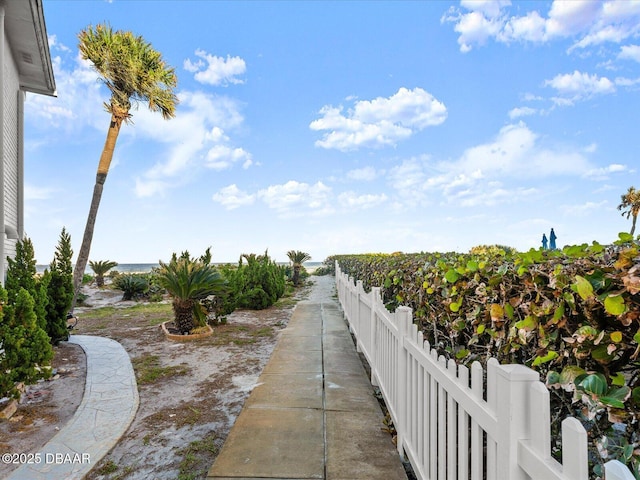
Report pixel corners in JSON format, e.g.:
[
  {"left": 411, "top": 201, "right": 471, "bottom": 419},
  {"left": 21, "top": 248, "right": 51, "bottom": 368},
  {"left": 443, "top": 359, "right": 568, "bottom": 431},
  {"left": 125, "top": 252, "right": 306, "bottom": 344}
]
[
  {"left": 208, "top": 279, "right": 408, "bottom": 480},
  {"left": 7, "top": 335, "right": 139, "bottom": 480}
]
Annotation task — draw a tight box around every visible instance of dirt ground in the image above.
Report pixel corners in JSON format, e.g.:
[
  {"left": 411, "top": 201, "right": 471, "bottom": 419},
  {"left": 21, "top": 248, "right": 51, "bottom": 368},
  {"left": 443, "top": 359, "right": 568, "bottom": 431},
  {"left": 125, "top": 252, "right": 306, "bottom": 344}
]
[{"left": 0, "top": 276, "right": 318, "bottom": 479}]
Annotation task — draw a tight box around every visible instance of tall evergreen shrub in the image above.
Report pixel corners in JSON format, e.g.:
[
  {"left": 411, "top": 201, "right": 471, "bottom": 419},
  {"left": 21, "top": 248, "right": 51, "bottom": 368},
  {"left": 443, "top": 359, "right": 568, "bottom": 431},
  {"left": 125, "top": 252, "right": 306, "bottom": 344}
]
[
  {"left": 45, "top": 228, "right": 74, "bottom": 343},
  {"left": 221, "top": 251, "right": 286, "bottom": 310},
  {"left": 5, "top": 237, "right": 49, "bottom": 332},
  {"left": 0, "top": 287, "right": 53, "bottom": 398}
]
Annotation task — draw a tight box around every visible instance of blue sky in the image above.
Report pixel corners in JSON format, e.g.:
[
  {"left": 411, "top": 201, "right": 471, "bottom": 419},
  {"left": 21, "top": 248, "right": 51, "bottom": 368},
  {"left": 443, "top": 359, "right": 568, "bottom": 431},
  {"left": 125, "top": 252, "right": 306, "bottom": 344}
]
[{"left": 24, "top": 0, "right": 640, "bottom": 264}]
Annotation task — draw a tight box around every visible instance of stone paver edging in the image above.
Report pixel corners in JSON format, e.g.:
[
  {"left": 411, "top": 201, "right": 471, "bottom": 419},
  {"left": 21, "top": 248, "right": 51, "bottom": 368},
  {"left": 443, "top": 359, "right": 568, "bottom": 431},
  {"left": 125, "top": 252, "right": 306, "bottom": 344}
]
[{"left": 7, "top": 335, "right": 139, "bottom": 480}]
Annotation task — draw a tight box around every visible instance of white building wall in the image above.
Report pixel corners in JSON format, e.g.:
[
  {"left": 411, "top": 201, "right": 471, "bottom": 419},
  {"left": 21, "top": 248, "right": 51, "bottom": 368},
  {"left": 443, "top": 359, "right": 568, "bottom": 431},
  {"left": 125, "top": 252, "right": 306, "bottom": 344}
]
[{"left": 3, "top": 30, "right": 20, "bottom": 269}]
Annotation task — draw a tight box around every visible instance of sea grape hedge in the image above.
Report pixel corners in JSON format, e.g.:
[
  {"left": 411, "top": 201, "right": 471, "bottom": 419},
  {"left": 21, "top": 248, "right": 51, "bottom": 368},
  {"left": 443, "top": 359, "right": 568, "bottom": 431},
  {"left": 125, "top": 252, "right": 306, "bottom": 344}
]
[{"left": 328, "top": 234, "right": 640, "bottom": 478}]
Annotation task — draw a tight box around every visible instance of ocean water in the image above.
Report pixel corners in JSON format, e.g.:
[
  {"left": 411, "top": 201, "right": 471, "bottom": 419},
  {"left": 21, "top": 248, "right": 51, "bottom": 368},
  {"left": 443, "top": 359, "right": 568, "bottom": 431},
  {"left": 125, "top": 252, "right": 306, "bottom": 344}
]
[{"left": 36, "top": 261, "right": 324, "bottom": 275}]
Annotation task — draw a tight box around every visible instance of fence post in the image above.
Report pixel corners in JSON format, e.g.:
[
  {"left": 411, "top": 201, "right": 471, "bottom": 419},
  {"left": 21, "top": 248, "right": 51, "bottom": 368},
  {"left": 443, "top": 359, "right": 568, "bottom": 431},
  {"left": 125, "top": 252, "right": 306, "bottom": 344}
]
[
  {"left": 370, "top": 286, "right": 380, "bottom": 387},
  {"left": 395, "top": 306, "right": 412, "bottom": 457},
  {"left": 495, "top": 363, "right": 539, "bottom": 480},
  {"left": 354, "top": 280, "right": 363, "bottom": 352}
]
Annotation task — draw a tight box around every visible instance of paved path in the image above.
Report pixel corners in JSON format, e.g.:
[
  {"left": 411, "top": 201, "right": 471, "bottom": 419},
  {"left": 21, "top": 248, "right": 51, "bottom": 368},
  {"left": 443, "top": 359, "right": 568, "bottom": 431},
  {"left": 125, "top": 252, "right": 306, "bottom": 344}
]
[
  {"left": 207, "top": 276, "right": 408, "bottom": 480},
  {"left": 7, "top": 335, "right": 139, "bottom": 480}
]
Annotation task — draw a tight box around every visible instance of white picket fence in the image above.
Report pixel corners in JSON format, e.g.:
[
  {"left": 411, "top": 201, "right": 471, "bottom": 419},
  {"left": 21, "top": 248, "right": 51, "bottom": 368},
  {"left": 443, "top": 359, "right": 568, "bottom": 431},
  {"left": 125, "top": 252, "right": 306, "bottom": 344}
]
[{"left": 335, "top": 263, "right": 635, "bottom": 480}]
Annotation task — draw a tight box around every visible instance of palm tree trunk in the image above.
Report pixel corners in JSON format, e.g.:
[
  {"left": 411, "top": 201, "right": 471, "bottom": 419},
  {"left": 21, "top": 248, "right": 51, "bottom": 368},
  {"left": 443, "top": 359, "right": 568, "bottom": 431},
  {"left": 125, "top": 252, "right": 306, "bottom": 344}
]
[
  {"left": 631, "top": 214, "right": 637, "bottom": 236},
  {"left": 173, "top": 299, "right": 195, "bottom": 334},
  {"left": 71, "top": 115, "right": 122, "bottom": 310}
]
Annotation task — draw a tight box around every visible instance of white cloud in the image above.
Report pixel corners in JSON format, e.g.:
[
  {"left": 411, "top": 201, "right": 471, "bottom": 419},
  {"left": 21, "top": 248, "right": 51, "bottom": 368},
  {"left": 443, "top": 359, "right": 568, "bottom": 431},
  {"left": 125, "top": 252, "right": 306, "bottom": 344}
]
[
  {"left": 337, "top": 192, "right": 388, "bottom": 210},
  {"left": 205, "top": 145, "right": 253, "bottom": 170},
  {"left": 544, "top": 70, "right": 615, "bottom": 105},
  {"left": 211, "top": 184, "right": 255, "bottom": 209},
  {"left": 583, "top": 163, "right": 629, "bottom": 180},
  {"left": 25, "top": 51, "right": 104, "bottom": 132},
  {"left": 214, "top": 181, "right": 334, "bottom": 218},
  {"left": 346, "top": 166, "right": 380, "bottom": 182},
  {"left": 258, "top": 181, "right": 333, "bottom": 217},
  {"left": 134, "top": 91, "right": 252, "bottom": 196},
  {"left": 444, "top": 1, "right": 640, "bottom": 52},
  {"left": 384, "top": 123, "right": 595, "bottom": 210},
  {"left": 560, "top": 200, "right": 608, "bottom": 216},
  {"left": 508, "top": 106, "right": 537, "bottom": 119},
  {"left": 310, "top": 87, "right": 447, "bottom": 151},
  {"left": 184, "top": 50, "right": 246, "bottom": 86}
]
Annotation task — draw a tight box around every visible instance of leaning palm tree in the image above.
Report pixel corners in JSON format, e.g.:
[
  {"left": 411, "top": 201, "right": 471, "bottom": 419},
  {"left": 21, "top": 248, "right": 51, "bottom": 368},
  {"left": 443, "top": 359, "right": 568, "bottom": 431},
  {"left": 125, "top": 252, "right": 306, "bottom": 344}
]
[
  {"left": 617, "top": 186, "right": 640, "bottom": 236},
  {"left": 71, "top": 24, "right": 178, "bottom": 310},
  {"left": 287, "top": 250, "right": 311, "bottom": 287},
  {"left": 89, "top": 260, "right": 118, "bottom": 287},
  {"left": 156, "top": 249, "right": 227, "bottom": 335}
]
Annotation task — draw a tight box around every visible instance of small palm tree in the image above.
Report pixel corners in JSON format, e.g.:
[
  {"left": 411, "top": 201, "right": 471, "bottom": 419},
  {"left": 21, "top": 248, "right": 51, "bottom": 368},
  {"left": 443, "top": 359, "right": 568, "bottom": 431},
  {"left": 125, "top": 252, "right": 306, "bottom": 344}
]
[
  {"left": 71, "top": 23, "right": 178, "bottom": 310},
  {"left": 156, "top": 248, "right": 226, "bottom": 335},
  {"left": 617, "top": 186, "right": 640, "bottom": 236},
  {"left": 89, "top": 260, "right": 118, "bottom": 287},
  {"left": 287, "top": 250, "right": 311, "bottom": 287}
]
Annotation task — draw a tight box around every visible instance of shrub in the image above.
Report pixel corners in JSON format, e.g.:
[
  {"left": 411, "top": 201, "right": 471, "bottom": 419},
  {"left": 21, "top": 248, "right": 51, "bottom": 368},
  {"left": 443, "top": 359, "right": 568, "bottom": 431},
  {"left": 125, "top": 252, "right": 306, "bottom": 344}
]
[
  {"left": 220, "top": 251, "right": 286, "bottom": 311},
  {"left": 333, "top": 233, "right": 640, "bottom": 478},
  {"left": 114, "top": 274, "right": 149, "bottom": 301},
  {"left": 5, "top": 237, "right": 48, "bottom": 333},
  {"left": 89, "top": 260, "right": 118, "bottom": 287},
  {"left": 156, "top": 248, "right": 227, "bottom": 334},
  {"left": 45, "top": 228, "right": 74, "bottom": 344},
  {"left": 0, "top": 287, "right": 53, "bottom": 398}
]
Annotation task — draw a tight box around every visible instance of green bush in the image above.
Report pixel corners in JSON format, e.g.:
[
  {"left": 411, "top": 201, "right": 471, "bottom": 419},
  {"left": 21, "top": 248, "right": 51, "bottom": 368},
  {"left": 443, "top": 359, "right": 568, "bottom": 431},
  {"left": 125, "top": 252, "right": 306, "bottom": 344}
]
[
  {"left": 5, "top": 237, "right": 49, "bottom": 333},
  {"left": 0, "top": 287, "right": 53, "bottom": 398},
  {"left": 332, "top": 233, "right": 640, "bottom": 478},
  {"left": 220, "top": 251, "right": 286, "bottom": 311},
  {"left": 114, "top": 274, "right": 149, "bottom": 301},
  {"left": 156, "top": 248, "right": 227, "bottom": 334},
  {"left": 45, "top": 228, "right": 74, "bottom": 344}
]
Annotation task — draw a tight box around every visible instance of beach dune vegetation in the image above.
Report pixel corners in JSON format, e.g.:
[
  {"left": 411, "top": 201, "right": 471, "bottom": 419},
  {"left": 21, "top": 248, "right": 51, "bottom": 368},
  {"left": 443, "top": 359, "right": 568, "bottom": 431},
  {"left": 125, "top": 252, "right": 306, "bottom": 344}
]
[
  {"left": 156, "top": 248, "right": 227, "bottom": 335},
  {"left": 331, "top": 234, "right": 640, "bottom": 477},
  {"left": 286, "top": 250, "right": 311, "bottom": 287},
  {"left": 89, "top": 260, "right": 118, "bottom": 287}
]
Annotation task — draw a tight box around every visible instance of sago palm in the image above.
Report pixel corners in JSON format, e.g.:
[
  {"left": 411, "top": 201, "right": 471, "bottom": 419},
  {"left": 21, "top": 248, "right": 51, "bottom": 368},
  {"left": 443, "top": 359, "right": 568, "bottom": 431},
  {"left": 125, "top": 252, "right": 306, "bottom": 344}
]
[
  {"left": 156, "top": 249, "right": 227, "bottom": 334},
  {"left": 71, "top": 24, "right": 178, "bottom": 309},
  {"left": 618, "top": 186, "right": 640, "bottom": 236},
  {"left": 89, "top": 260, "right": 118, "bottom": 287},
  {"left": 287, "top": 250, "right": 311, "bottom": 286}
]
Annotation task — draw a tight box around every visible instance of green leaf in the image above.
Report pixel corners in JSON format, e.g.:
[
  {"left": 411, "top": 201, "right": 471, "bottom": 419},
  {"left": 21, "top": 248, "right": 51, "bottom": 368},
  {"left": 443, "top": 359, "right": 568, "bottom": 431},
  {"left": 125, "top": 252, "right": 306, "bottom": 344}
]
[
  {"left": 604, "top": 295, "right": 626, "bottom": 315},
  {"left": 546, "top": 371, "right": 561, "bottom": 385},
  {"left": 617, "top": 232, "right": 634, "bottom": 243},
  {"left": 591, "top": 345, "right": 614, "bottom": 362},
  {"left": 532, "top": 350, "right": 558, "bottom": 367},
  {"left": 477, "top": 324, "right": 485, "bottom": 335},
  {"left": 573, "top": 275, "right": 594, "bottom": 300},
  {"left": 576, "top": 373, "right": 607, "bottom": 396},
  {"left": 634, "top": 331, "right": 640, "bottom": 344},
  {"left": 515, "top": 316, "right": 537, "bottom": 331},
  {"left": 610, "top": 331, "right": 623, "bottom": 343},
  {"left": 504, "top": 303, "right": 514, "bottom": 320},
  {"left": 559, "top": 366, "right": 586, "bottom": 385},
  {"left": 611, "top": 372, "right": 626, "bottom": 386},
  {"left": 449, "top": 301, "right": 461, "bottom": 312},
  {"left": 445, "top": 269, "right": 459, "bottom": 283},
  {"left": 552, "top": 302, "right": 565, "bottom": 322},
  {"left": 599, "top": 386, "right": 630, "bottom": 408},
  {"left": 599, "top": 396, "right": 625, "bottom": 409},
  {"left": 466, "top": 260, "right": 479, "bottom": 272},
  {"left": 455, "top": 349, "right": 469, "bottom": 359}
]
